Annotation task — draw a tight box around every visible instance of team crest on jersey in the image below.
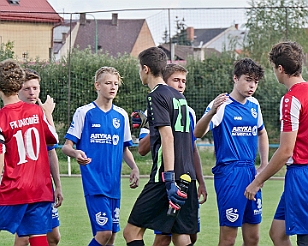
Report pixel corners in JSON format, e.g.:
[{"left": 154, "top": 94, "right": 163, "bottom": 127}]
[
  {"left": 113, "top": 118, "right": 120, "bottom": 129},
  {"left": 226, "top": 208, "right": 239, "bottom": 222},
  {"left": 251, "top": 108, "right": 257, "bottom": 118},
  {"left": 112, "top": 135, "right": 119, "bottom": 145},
  {"left": 96, "top": 212, "right": 108, "bottom": 226},
  {"left": 252, "top": 125, "right": 258, "bottom": 136}
]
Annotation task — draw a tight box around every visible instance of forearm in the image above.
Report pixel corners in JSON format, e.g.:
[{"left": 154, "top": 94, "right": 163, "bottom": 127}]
[
  {"left": 0, "top": 153, "right": 3, "bottom": 174},
  {"left": 62, "top": 143, "right": 77, "bottom": 159},
  {"left": 193, "top": 143, "right": 205, "bottom": 185},
  {"left": 123, "top": 147, "right": 138, "bottom": 170},
  {"left": 194, "top": 112, "right": 214, "bottom": 138},
  {"left": 0, "top": 153, "right": 3, "bottom": 183},
  {"left": 258, "top": 129, "right": 269, "bottom": 169},
  {"left": 45, "top": 113, "right": 55, "bottom": 128},
  {"left": 254, "top": 148, "right": 289, "bottom": 185},
  {"left": 159, "top": 126, "right": 174, "bottom": 171},
  {"left": 138, "top": 134, "right": 150, "bottom": 156},
  {"left": 48, "top": 149, "right": 61, "bottom": 189}
]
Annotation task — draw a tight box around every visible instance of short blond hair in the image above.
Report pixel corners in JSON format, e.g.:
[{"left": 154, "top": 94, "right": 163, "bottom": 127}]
[{"left": 94, "top": 66, "right": 122, "bottom": 86}]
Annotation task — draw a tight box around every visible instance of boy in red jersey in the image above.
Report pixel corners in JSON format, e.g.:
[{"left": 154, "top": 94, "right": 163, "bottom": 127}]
[
  {"left": 245, "top": 41, "right": 308, "bottom": 246},
  {"left": 14, "top": 68, "right": 63, "bottom": 246},
  {"left": 0, "top": 59, "right": 58, "bottom": 246}
]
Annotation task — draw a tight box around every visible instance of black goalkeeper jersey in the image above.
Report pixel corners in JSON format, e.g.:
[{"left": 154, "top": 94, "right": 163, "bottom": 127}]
[{"left": 147, "top": 84, "right": 196, "bottom": 182}]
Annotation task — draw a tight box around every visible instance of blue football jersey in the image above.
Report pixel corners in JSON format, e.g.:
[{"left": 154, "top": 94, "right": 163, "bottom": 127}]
[
  {"left": 65, "top": 102, "right": 133, "bottom": 199},
  {"left": 205, "top": 95, "right": 264, "bottom": 165}
]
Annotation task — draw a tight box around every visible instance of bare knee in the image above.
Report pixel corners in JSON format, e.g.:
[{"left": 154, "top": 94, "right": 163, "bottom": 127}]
[
  {"left": 47, "top": 228, "right": 61, "bottom": 246},
  {"left": 123, "top": 223, "right": 145, "bottom": 243},
  {"left": 219, "top": 236, "right": 236, "bottom": 246},
  {"left": 269, "top": 219, "right": 291, "bottom": 246},
  {"left": 95, "top": 231, "right": 113, "bottom": 245},
  {"left": 219, "top": 226, "right": 237, "bottom": 246},
  {"left": 172, "top": 233, "right": 191, "bottom": 246},
  {"left": 190, "top": 233, "right": 197, "bottom": 245},
  {"left": 14, "top": 235, "right": 29, "bottom": 246},
  {"left": 153, "top": 234, "right": 171, "bottom": 246},
  {"left": 243, "top": 234, "right": 259, "bottom": 246}
]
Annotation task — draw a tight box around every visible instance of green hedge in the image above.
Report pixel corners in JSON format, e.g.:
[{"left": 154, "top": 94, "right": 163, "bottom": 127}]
[{"left": 18, "top": 48, "right": 289, "bottom": 144}]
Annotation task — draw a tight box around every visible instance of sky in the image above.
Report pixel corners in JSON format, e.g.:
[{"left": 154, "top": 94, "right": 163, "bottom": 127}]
[
  {"left": 47, "top": 0, "right": 251, "bottom": 44},
  {"left": 47, "top": 0, "right": 250, "bottom": 17}
]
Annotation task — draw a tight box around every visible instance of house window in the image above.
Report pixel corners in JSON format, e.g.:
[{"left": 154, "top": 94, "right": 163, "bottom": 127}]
[{"left": 7, "top": 0, "right": 20, "bottom": 5}]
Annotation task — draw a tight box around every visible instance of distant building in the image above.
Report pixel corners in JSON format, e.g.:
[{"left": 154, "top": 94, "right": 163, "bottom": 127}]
[
  {"left": 191, "top": 24, "right": 246, "bottom": 53},
  {"left": 160, "top": 24, "right": 245, "bottom": 62},
  {"left": 53, "top": 13, "right": 155, "bottom": 60},
  {"left": 0, "top": 0, "right": 62, "bottom": 61}
]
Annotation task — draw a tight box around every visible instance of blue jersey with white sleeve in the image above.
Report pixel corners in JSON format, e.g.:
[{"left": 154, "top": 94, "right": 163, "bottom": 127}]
[
  {"left": 205, "top": 95, "right": 264, "bottom": 165},
  {"left": 65, "top": 102, "right": 133, "bottom": 199}
]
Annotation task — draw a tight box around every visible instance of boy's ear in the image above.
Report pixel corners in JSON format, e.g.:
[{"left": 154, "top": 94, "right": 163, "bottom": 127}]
[
  {"left": 277, "top": 65, "right": 284, "bottom": 73},
  {"left": 143, "top": 65, "right": 150, "bottom": 74},
  {"left": 233, "top": 75, "right": 238, "bottom": 83}
]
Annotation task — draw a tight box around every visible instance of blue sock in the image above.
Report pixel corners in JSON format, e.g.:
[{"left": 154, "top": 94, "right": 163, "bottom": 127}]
[{"left": 88, "top": 238, "right": 101, "bottom": 246}]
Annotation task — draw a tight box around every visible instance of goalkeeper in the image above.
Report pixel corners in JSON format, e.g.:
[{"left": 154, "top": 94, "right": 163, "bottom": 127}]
[
  {"left": 131, "top": 63, "right": 208, "bottom": 245},
  {"left": 123, "top": 47, "right": 198, "bottom": 246}
]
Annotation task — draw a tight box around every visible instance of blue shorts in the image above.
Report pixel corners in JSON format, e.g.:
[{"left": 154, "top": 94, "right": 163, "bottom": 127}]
[
  {"left": 284, "top": 164, "right": 308, "bottom": 235},
  {"left": 274, "top": 192, "right": 285, "bottom": 220},
  {"left": 85, "top": 195, "right": 120, "bottom": 236},
  {"left": 213, "top": 162, "right": 262, "bottom": 227},
  {"left": 51, "top": 203, "right": 60, "bottom": 229},
  {"left": 0, "top": 202, "right": 52, "bottom": 236}
]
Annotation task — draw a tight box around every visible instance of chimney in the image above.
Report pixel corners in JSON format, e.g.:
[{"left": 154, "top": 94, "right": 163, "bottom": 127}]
[
  {"left": 62, "top": 33, "right": 67, "bottom": 44},
  {"left": 186, "top": 27, "right": 194, "bottom": 42},
  {"left": 112, "top": 13, "right": 118, "bottom": 26},
  {"left": 80, "top": 13, "right": 86, "bottom": 25},
  {"left": 235, "top": 24, "right": 239, "bottom": 30}
]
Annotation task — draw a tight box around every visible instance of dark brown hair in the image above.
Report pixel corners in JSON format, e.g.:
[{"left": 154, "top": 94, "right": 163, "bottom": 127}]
[
  {"left": 269, "top": 41, "right": 304, "bottom": 77},
  {"left": 138, "top": 47, "right": 167, "bottom": 77}
]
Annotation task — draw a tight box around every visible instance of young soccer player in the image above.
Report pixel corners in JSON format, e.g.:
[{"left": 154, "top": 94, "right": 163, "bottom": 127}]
[
  {"left": 14, "top": 68, "right": 63, "bottom": 246},
  {"left": 245, "top": 41, "right": 308, "bottom": 245},
  {"left": 123, "top": 47, "right": 199, "bottom": 246},
  {"left": 0, "top": 59, "right": 58, "bottom": 246},
  {"left": 132, "top": 63, "right": 207, "bottom": 245},
  {"left": 194, "top": 58, "right": 269, "bottom": 246},
  {"left": 62, "top": 66, "right": 139, "bottom": 246}
]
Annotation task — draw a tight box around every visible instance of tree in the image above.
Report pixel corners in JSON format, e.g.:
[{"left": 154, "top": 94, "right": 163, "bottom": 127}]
[
  {"left": 174, "top": 16, "right": 192, "bottom": 45},
  {"left": 162, "top": 27, "right": 169, "bottom": 44},
  {"left": 244, "top": 0, "right": 308, "bottom": 65},
  {"left": 0, "top": 41, "right": 14, "bottom": 60}
]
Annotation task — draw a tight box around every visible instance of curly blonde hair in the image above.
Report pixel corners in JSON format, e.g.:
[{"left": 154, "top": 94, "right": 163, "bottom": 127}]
[{"left": 0, "top": 59, "right": 25, "bottom": 96}]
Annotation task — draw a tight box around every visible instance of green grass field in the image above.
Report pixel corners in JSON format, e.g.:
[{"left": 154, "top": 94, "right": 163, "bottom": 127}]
[{"left": 0, "top": 177, "right": 297, "bottom": 245}]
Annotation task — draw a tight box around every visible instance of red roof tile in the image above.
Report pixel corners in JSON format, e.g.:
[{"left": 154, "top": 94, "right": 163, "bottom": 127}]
[{"left": 0, "top": 0, "right": 62, "bottom": 23}]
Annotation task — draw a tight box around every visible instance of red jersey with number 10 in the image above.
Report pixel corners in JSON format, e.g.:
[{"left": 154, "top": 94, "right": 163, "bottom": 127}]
[{"left": 0, "top": 101, "right": 58, "bottom": 205}]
